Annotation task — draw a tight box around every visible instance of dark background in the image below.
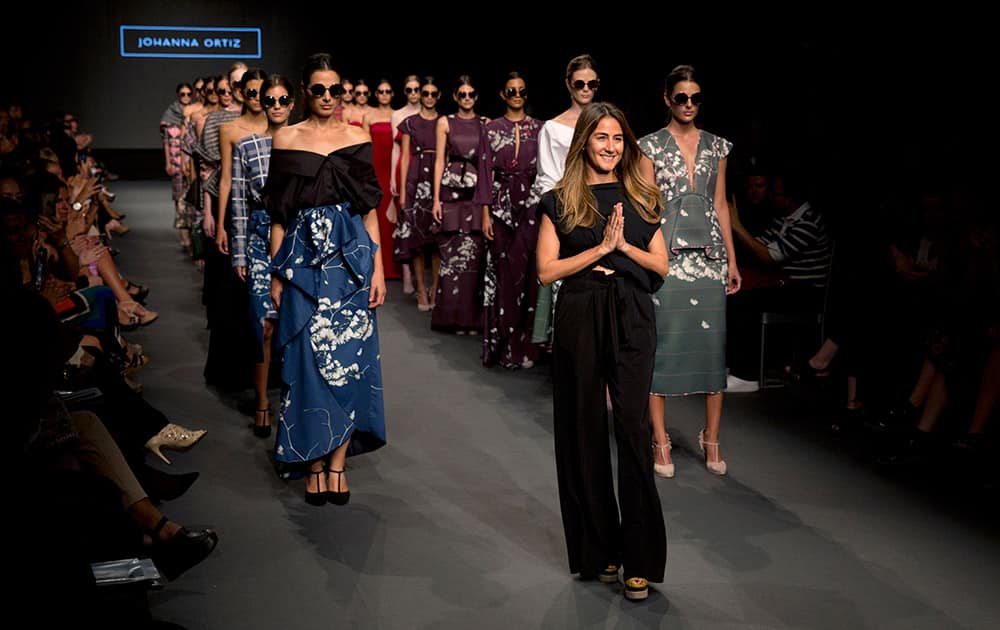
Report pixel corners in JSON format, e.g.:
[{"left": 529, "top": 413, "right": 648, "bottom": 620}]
[{"left": 3, "top": 4, "right": 992, "bottom": 190}]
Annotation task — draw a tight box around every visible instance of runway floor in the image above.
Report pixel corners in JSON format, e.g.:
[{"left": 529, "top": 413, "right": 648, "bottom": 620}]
[{"left": 110, "top": 181, "right": 1000, "bottom": 629}]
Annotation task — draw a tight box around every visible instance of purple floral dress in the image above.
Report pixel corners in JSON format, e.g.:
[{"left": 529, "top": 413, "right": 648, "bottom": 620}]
[
  {"left": 394, "top": 113, "right": 440, "bottom": 262},
  {"left": 481, "top": 116, "right": 543, "bottom": 368},
  {"left": 431, "top": 115, "right": 490, "bottom": 333}
]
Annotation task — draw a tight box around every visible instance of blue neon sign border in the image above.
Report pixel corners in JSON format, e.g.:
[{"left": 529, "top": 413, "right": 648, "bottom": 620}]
[{"left": 120, "top": 25, "right": 262, "bottom": 59}]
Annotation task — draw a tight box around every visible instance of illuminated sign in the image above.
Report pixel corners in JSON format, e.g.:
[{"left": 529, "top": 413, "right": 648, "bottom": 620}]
[{"left": 120, "top": 25, "right": 261, "bottom": 58}]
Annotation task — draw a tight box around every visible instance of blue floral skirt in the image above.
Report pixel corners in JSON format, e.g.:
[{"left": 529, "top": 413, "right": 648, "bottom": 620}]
[{"left": 271, "top": 203, "right": 386, "bottom": 465}]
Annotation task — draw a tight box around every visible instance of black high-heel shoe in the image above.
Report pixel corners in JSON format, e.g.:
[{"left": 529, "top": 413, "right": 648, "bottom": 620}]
[
  {"left": 304, "top": 468, "right": 327, "bottom": 506},
  {"left": 136, "top": 464, "right": 199, "bottom": 502},
  {"left": 252, "top": 407, "right": 272, "bottom": 438},
  {"left": 326, "top": 468, "right": 350, "bottom": 506},
  {"left": 146, "top": 516, "right": 218, "bottom": 581}
]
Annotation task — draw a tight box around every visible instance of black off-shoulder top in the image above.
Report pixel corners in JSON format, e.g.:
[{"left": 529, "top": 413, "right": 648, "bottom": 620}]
[{"left": 262, "top": 142, "right": 383, "bottom": 227}]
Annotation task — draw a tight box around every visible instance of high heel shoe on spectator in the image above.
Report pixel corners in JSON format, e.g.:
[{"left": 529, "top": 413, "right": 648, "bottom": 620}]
[
  {"left": 652, "top": 438, "right": 674, "bottom": 478},
  {"left": 304, "top": 467, "right": 327, "bottom": 506},
  {"left": 698, "top": 429, "right": 727, "bottom": 476},
  {"left": 135, "top": 464, "right": 199, "bottom": 502},
  {"left": 104, "top": 218, "right": 130, "bottom": 237},
  {"left": 253, "top": 407, "right": 272, "bottom": 438},
  {"left": 146, "top": 516, "right": 218, "bottom": 581},
  {"left": 326, "top": 468, "right": 350, "bottom": 505},
  {"left": 118, "top": 301, "right": 158, "bottom": 330},
  {"left": 145, "top": 424, "right": 207, "bottom": 464},
  {"left": 124, "top": 280, "right": 150, "bottom": 304}
]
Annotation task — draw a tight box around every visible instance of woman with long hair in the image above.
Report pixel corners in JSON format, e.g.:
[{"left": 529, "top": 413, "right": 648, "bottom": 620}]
[
  {"left": 537, "top": 102, "right": 668, "bottom": 601},
  {"left": 391, "top": 74, "right": 422, "bottom": 294}
]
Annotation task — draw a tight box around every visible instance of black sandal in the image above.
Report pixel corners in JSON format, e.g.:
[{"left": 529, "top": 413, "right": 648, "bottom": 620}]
[
  {"left": 304, "top": 467, "right": 327, "bottom": 506},
  {"left": 125, "top": 280, "right": 150, "bottom": 304},
  {"left": 146, "top": 515, "right": 218, "bottom": 581},
  {"left": 326, "top": 468, "right": 350, "bottom": 506},
  {"left": 253, "top": 407, "right": 271, "bottom": 438}
]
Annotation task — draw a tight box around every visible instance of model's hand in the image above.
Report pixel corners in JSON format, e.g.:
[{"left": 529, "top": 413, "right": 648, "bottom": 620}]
[
  {"left": 483, "top": 208, "right": 494, "bottom": 241},
  {"left": 270, "top": 276, "right": 283, "bottom": 310},
  {"left": 216, "top": 228, "right": 229, "bottom": 255},
  {"left": 726, "top": 262, "right": 742, "bottom": 295},
  {"left": 432, "top": 200, "right": 443, "bottom": 223},
  {"left": 236, "top": 266, "right": 247, "bottom": 282},
  {"left": 368, "top": 269, "right": 386, "bottom": 308},
  {"left": 202, "top": 211, "right": 216, "bottom": 239}
]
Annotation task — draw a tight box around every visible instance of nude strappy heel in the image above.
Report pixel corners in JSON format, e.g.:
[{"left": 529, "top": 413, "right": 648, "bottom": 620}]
[
  {"left": 698, "top": 429, "right": 727, "bottom": 476},
  {"left": 652, "top": 438, "right": 675, "bottom": 478}
]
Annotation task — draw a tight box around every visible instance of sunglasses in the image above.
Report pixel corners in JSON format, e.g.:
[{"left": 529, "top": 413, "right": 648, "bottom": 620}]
[
  {"left": 216, "top": 88, "right": 231, "bottom": 96},
  {"left": 571, "top": 79, "right": 600, "bottom": 91},
  {"left": 178, "top": 91, "right": 192, "bottom": 97},
  {"left": 354, "top": 90, "right": 370, "bottom": 97},
  {"left": 505, "top": 87, "right": 527, "bottom": 98},
  {"left": 308, "top": 83, "right": 345, "bottom": 98},
  {"left": 421, "top": 89, "right": 440, "bottom": 98},
  {"left": 377, "top": 88, "right": 393, "bottom": 95},
  {"left": 457, "top": 90, "right": 477, "bottom": 99},
  {"left": 244, "top": 88, "right": 260, "bottom": 100},
  {"left": 404, "top": 86, "right": 420, "bottom": 94},
  {"left": 672, "top": 91, "right": 703, "bottom": 106},
  {"left": 262, "top": 94, "right": 292, "bottom": 109}
]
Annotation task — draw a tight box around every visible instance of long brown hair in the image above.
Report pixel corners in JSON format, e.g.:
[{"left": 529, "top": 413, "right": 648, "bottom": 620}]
[{"left": 554, "top": 102, "right": 662, "bottom": 233}]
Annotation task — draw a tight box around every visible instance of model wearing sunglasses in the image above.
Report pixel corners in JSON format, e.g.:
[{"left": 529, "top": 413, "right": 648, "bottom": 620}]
[
  {"left": 362, "top": 80, "right": 403, "bottom": 282},
  {"left": 571, "top": 79, "right": 600, "bottom": 91},
  {"left": 641, "top": 64, "right": 738, "bottom": 483},
  {"left": 430, "top": 75, "right": 488, "bottom": 334},
  {"left": 671, "top": 91, "right": 703, "bottom": 106},
  {"left": 343, "top": 79, "right": 374, "bottom": 127},
  {"left": 230, "top": 77, "right": 295, "bottom": 439},
  {"left": 482, "top": 72, "right": 542, "bottom": 370},
  {"left": 262, "top": 94, "right": 292, "bottom": 109},
  {"left": 308, "top": 83, "right": 345, "bottom": 98},
  {"left": 264, "top": 54, "right": 387, "bottom": 507},
  {"left": 530, "top": 54, "right": 600, "bottom": 349},
  {"left": 397, "top": 76, "right": 442, "bottom": 311},
  {"left": 215, "top": 71, "right": 268, "bottom": 259}
]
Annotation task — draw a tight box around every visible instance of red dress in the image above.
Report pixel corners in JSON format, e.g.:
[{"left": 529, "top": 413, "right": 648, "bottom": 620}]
[{"left": 369, "top": 120, "right": 400, "bottom": 278}]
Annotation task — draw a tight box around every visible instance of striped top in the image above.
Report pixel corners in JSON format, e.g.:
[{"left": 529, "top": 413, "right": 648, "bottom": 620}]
[
  {"left": 197, "top": 109, "right": 241, "bottom": 196},
  {"left": 756, "top": 202, "right": 832, "bottom": 287},
  {"left": 230, "top": 133, "right": 272, "bottom": 268}
]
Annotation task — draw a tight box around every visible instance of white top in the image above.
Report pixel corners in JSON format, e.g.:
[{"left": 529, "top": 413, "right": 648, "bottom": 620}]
[{"left": 532, "top": 119, "right": 575, "bottom": 195}]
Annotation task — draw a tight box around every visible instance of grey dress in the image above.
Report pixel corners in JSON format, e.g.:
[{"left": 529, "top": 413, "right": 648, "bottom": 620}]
[{"left": 638, "top": 128, "right": 732, "bottom": 395}]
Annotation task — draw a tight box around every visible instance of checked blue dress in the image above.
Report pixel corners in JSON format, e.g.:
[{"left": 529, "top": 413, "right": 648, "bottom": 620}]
[{"left": 263, "top": 143, "right": 386, "bottom": 465}]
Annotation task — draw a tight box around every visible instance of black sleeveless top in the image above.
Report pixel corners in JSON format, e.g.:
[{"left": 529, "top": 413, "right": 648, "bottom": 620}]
[{"left": 538, "top": 182, "right": 663, "bottom": 293}]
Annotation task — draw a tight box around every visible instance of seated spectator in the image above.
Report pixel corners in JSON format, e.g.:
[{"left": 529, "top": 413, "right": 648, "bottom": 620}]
[
  {"left": 725, "top": 170, "right": 833, "bottom": 391},
  {"left": 12, "top": 286, "right": 217, "bottom": 626}
]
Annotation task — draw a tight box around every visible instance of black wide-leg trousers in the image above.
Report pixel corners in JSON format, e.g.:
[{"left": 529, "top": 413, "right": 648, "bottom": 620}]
[{"left": 551, "top": 272, "right": 667, "bottom": 583}]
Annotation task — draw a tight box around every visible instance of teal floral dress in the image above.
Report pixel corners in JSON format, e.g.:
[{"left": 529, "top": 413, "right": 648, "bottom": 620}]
[{"left": 638, "top": 129, "right": 732, "bottom": 395}]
